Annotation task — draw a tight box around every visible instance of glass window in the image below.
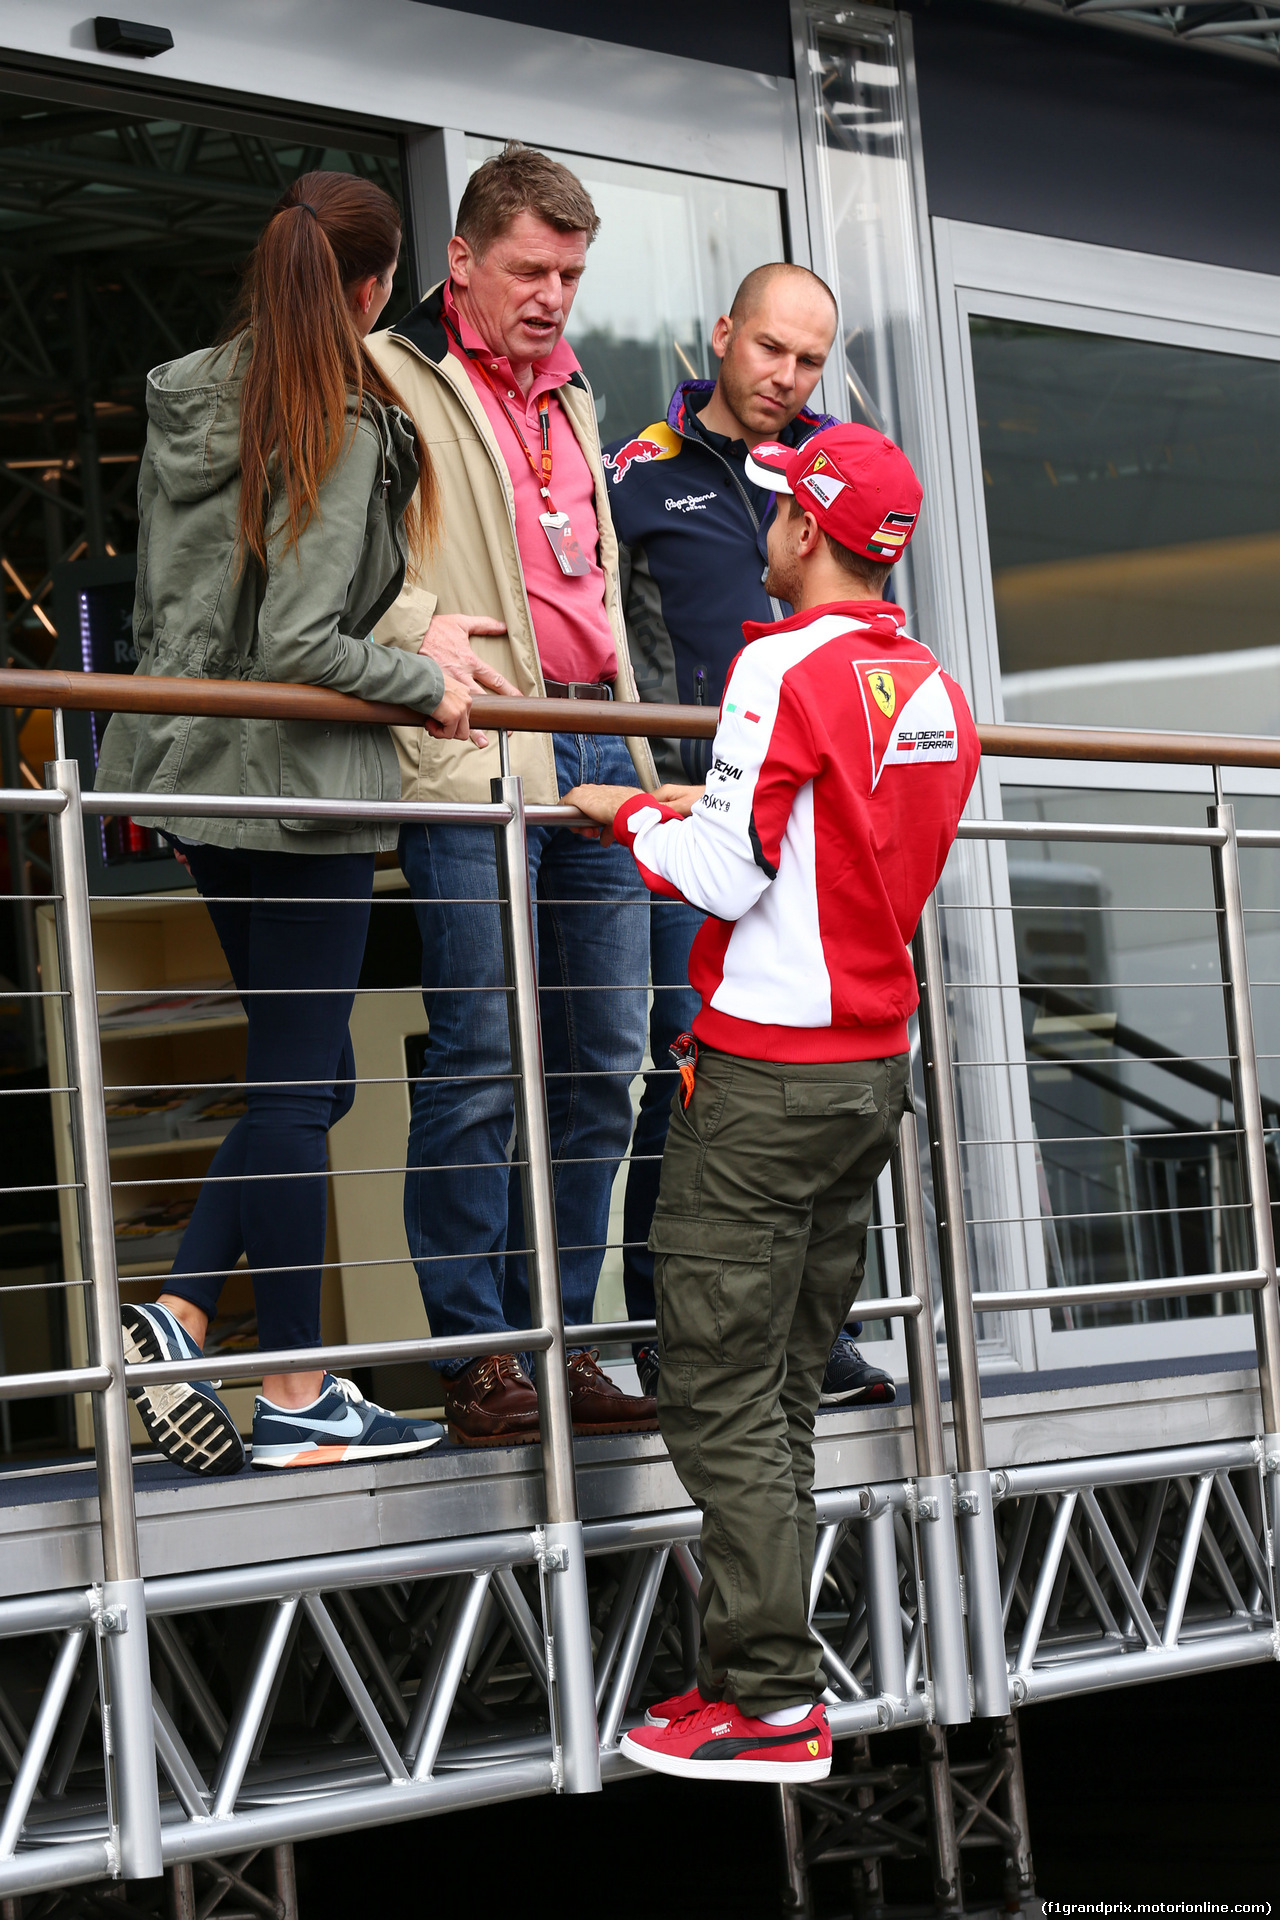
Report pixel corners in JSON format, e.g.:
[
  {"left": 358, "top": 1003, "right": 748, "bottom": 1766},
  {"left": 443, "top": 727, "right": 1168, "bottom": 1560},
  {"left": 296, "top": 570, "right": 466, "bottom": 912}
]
[
  {"left": 799, "top": 9, "right": 951, "bottom": 651},
  {"left": 999, "top": 784, "right": 1273, "bottom": 1331},
  {"left": 0, "top": 95, "right": 410, "bottom": 799},
  {"left": 800, "top": 18, "right": 921, "bottom": 445},
  {"left": 465, "top": 138, "right": 784, "bottom": 442},
  {"left": 971, "top": 319, "right": 1280, "bottom": 735}
]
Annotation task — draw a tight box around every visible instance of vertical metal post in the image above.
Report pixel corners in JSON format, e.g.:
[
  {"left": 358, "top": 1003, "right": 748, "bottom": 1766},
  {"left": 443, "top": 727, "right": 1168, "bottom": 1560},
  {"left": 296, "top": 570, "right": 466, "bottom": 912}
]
[
  {"left": 168, "top": 1863, "right": 196, "bottom": 1920},
  {"left": 1209, "top": 799, "right": 1280, "bottom": 1546},
  {"left": 913, "top": 904, "right": 983, "bottom": 1471},
  {"left": 776, "top": 1783, "right": 813, "bottom": 1918},
  {"left": 69, "top": 266, "right": 107, "bottom": 559},
  {"left": 919, "top": 1725, "right": 963, "bottom": 1914},
  {"left": 273, "top": 1842, "right": 300, "bottom": 1920},
  {"left": 915, "top": 902, "right": 1009, "bottom": 1717},
  {"left": 891, "top": 1108, "right": 970, "bottom": 1726},
  {"left": 0, "top": 690, "right": 43, "bottom": 1068},
  {"left": 46, "top": 751, "right": 162, "bottom": 1877},
  {"left": 492, "top": 771, "right": 601, "bottom": 1793},
  {"left": 991, "top": 1713, "right": 1036, "bottom": 1906},
  {"left": 850, "top": 1736, "right": 885, "bottom": 1916},
  {"left": 862, "top": 1502, "right": 907, "bottom": 1706}
]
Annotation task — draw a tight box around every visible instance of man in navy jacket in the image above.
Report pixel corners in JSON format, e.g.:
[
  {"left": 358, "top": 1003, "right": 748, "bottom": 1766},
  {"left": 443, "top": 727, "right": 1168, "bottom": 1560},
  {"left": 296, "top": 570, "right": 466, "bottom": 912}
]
[{"left": 604, "top": 263, "right": 895, "bottom": 1410}]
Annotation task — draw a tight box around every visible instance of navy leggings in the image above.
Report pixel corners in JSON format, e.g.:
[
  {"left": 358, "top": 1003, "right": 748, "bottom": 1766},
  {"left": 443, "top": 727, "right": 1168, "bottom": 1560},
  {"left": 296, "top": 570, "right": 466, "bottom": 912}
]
[{"left": 162, "top": 843, "right": 374, "bottom": 1353}]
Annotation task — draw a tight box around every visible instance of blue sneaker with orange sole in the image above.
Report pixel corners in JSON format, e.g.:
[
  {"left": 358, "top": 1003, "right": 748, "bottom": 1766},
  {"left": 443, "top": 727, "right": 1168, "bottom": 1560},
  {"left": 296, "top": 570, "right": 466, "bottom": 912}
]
[
  {"left": 120, "top": 1301, "right": 245, "bottom": 1477},
  {"left": 251, "top": 1373, "right": 443, "bottom": 1470}
]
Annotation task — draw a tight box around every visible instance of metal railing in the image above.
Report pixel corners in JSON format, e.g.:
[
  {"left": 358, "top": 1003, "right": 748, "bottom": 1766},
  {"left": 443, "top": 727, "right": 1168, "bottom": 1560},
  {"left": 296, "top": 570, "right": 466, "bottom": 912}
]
[
  {"left": 0, "top": 670, "right": 1277, "bottom": 1899},
  {"left": 915, "top": 791, "right": 1280, "bottom": 1720}
]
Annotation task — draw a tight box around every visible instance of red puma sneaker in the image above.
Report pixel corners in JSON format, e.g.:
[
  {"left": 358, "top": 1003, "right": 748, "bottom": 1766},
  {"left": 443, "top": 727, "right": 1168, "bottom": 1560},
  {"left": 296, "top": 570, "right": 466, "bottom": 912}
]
[
  {"left": 621, "top": 1700, "right": 831, "bottom": 1783},
  {"left": 645, "top": 1685, "right": 706, "bottom": 1728}
]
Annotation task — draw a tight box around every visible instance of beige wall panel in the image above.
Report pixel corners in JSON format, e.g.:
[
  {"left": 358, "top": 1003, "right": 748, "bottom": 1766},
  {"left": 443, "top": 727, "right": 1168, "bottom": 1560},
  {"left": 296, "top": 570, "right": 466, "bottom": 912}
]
[{"left": 329, "top": 989, "right": 426, "bottom": 1348}]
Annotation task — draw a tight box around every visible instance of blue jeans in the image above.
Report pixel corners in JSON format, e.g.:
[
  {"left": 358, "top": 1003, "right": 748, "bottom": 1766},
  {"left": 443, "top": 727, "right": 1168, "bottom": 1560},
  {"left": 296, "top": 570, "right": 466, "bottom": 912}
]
[
  {"left": 622, "top": 897, "right": 703, "bottom": 1327},
  {"left": 162, "top": 843, "right": 374, "bottom": 1352},
  {"left": 400, "top": 732, "right": 649, "bottom": 1372}
]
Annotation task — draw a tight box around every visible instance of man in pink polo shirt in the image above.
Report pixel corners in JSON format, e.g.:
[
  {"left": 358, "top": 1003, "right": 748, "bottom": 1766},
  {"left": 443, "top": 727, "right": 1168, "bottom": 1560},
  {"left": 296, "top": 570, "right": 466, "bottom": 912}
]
[
  {"left": 436, "top": 273, "right": 619, "bottom": 690},
  {"left": 368, "top": 144, "right": 659, "bottom": 1448}
]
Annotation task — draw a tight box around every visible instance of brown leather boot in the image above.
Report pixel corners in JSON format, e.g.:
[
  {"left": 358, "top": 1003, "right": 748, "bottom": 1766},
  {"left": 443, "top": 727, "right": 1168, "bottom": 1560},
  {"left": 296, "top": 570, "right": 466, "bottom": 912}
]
[
  {"left": 567, "top": 1349, "right": 659, "bottom": 1435},
  {"left": 444, "top": 1354, "right": 541, "bottom": 1448}
]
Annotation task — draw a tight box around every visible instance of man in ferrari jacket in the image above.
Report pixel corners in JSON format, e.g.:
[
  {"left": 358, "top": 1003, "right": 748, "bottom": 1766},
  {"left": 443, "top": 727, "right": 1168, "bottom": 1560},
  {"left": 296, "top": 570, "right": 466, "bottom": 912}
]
[
  {"left": 565, "top": 422, "right": 980, "bottom": 1785},
  {"left": 605, "top": 264, "right": 893, "bottom": 1412}
]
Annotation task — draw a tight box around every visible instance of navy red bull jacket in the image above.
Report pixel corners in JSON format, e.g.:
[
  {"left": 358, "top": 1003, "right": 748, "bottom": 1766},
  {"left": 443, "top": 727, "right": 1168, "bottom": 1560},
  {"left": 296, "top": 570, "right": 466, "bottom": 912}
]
[
  {"left": 613, "top": 601, "right": 981, "bottom": 1063},
  {"left": 603, "top": 380, "right": 835, "bottom": 781}
]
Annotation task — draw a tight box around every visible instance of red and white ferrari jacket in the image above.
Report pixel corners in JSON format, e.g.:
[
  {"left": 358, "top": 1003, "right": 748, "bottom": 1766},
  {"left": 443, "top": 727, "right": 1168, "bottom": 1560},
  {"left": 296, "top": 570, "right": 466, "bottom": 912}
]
[{"left": 613, "top": 600, "right": 981, "bottom": 1063}]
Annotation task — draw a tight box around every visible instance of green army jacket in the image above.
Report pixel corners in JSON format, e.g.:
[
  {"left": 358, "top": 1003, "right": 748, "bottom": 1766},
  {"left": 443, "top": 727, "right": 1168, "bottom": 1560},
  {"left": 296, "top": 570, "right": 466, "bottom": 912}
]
[{"left": 95, "top": 336, "right": 446, "bottom": 854}]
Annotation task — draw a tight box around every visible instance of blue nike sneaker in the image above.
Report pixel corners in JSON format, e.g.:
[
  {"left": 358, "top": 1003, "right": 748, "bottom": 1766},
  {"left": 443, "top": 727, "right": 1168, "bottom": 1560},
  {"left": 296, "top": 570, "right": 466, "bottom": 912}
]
[
  {"left": 120, "top": 1301, "right": 245, "bottom": 1476},
  {"left": 250, "top": 1374, "right": 443, "bottom": 1470}
]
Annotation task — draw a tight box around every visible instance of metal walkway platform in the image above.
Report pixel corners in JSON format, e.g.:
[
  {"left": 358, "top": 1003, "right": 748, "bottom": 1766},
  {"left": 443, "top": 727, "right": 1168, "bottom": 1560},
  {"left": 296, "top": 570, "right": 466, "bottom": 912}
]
[{"left": 0, "top": 1356, "right": 1263, "bottom": 1598}]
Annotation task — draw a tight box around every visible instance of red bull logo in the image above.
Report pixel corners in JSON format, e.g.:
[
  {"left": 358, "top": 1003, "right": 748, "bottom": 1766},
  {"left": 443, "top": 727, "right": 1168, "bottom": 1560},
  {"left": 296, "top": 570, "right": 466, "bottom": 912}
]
[
  {"left": 605, "top": 436, "right": 665, "bottom": 482},
  {"left": 603, "top": 420, "right": 680, "bottom": 482}
]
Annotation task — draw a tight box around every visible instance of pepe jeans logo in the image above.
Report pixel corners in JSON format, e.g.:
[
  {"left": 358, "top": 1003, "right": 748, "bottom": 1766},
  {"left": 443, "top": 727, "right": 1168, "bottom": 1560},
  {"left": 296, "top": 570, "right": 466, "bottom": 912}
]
[{"left": 664, "top": 491, "right": 716, "bottom": 514}]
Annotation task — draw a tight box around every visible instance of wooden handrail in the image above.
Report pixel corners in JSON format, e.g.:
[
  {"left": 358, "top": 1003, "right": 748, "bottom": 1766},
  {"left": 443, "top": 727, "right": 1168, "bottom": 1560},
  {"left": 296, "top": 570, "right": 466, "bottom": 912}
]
[{"left": 2, "top": 667, "right": 1279, "bottom": 768}]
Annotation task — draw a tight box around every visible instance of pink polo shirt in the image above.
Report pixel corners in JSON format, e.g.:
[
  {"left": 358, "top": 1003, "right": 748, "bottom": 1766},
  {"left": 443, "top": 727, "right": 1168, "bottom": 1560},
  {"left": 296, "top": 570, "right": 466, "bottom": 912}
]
[{"left": 443, "top": 281, "right": 617, "bottom": 687}]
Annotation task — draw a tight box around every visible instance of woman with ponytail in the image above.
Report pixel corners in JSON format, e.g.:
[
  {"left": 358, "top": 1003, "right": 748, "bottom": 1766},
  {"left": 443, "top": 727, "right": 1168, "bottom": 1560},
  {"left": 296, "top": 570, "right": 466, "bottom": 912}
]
[{"left": 98, "top": 171, "right": 465, "bottom": 1475}]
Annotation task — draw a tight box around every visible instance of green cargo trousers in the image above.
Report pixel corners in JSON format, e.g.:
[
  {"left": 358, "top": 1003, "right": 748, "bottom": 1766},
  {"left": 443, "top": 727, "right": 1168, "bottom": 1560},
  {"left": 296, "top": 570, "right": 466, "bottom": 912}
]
[{"left": 649, "top": 1044, "right": 911, "bottom": 1717}]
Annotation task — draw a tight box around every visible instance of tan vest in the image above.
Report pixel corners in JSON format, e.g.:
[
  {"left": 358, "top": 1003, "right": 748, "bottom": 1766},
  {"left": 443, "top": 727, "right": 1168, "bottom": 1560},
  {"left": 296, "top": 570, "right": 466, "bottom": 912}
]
[{"left": 365, "top": 289, "right": 657, "bottom": 805}]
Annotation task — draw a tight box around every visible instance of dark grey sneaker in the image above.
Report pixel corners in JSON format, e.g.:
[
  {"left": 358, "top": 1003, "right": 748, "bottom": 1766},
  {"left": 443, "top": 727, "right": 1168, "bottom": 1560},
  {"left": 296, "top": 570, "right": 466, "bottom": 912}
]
[
  {"left": 121, "top": 1302, "right": 245, "bottom": 1475},
  {"left": 819, "top": 1333, "right": 895, "bottom": 1407},
  {"left": 635, "top": 1345, "right": 660, "bottom": 1399}
]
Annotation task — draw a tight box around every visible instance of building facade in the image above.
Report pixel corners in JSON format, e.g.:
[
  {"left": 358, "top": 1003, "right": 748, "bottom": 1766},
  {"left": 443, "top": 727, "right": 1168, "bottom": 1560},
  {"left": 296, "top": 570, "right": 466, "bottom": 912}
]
[{"left": 1, "top": 0, "right": 1278, "bottom": 1402}]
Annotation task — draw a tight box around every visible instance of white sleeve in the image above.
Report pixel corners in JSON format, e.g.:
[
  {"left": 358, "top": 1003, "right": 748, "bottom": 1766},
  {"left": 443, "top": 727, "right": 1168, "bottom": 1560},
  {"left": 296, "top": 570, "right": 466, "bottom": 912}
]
[{"left": 617, "top": 644, "right": 803, "bottom": 921}]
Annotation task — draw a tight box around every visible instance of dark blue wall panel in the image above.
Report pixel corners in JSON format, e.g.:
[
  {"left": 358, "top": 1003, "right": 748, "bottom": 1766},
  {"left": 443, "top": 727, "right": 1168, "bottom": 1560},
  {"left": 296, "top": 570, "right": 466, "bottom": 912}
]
[
  {"left": 416, "top": 1, "right": 794, "bottom": 78},
  {"left": 912, "top": 0, "right": 1280, "bottom": 275}
]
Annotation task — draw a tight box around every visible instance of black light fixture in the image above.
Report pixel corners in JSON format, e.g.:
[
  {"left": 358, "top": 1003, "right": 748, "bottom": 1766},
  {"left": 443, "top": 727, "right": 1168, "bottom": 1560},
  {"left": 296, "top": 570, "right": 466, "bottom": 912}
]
[{"left": 93, "top": 17, "right": 175, "bottom": 57}]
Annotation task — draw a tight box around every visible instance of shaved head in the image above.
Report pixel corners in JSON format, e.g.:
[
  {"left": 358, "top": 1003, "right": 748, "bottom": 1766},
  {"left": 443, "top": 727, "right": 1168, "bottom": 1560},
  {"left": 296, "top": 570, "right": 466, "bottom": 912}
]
[
  {"left": 697, "top": 262, "right": 838, "bottom": 448},
  {"left": 729, "top": 262, "right": 836, "bottom": 327}
]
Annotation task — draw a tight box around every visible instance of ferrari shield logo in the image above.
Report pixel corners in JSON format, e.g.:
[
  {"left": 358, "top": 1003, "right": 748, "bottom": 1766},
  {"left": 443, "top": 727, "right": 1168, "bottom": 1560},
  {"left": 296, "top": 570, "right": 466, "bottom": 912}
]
[
  {"left": 807, "top": 1738, "right": 821, "bottom": 1756},
  {"left": 867, "top": 669, "right": 896, "bottom": 718},
  {"left": 854, "top": 655, "right": 958, "bottom": 790}
]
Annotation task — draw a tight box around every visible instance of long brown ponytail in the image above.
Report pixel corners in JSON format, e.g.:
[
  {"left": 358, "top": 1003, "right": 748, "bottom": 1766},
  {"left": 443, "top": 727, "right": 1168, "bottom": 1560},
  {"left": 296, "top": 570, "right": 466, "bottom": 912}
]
[{"left": 226, "top": 170, "right": 438, "bottom": 574}]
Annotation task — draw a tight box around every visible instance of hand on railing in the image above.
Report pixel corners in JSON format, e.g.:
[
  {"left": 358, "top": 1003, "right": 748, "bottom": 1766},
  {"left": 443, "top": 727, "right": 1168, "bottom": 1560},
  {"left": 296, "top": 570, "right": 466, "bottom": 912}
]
[
  {"left": 562, "top": 781, "right": 705, "bottom": 844},
  {"left": 424, "top": 670, "right": 481, "bottom": 746},
  {"left": 561, "top": 783, "right": 639, "bottom": 845},
  {"left": 653, "top": 782, "right": 703, "bottom": 818}
]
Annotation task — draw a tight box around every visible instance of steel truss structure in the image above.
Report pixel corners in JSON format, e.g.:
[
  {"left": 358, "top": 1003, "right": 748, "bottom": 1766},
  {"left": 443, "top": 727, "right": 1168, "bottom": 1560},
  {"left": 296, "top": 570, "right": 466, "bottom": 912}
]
[
  {"left": 0, "top": 98, "right": 406, "bottom": 662},
  {"left": 0, "top": 1484, "right": 933, "bottom": 1895},
  {"left": 0, "top": 682, "right": 1278, "bottom": 1913},
  {"left": 780, "top": 1721, "right": 1035, "bottom": 1915},
  {"left": 988, "top": 0, "right": 1280, "bottom": 69}
]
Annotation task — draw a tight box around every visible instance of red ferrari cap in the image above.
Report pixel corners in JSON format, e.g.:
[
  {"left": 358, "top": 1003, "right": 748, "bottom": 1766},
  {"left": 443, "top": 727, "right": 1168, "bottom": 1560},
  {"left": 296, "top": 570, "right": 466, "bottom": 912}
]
[{"left": 745, "top": 424, "right": 922, "bottom": 563}]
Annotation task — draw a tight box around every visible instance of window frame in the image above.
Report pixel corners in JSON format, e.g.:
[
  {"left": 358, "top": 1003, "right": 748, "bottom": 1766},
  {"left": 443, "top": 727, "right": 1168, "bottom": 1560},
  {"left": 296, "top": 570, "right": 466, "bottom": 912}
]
[{"left": 933, "top": 217, "right": 1280, "bottom": 1369}]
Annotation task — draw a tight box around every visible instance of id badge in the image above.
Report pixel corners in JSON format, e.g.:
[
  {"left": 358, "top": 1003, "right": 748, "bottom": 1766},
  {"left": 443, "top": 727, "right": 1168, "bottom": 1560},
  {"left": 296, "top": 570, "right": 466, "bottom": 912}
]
[{"left": 539, "top": 510, "right": 591, "bottom": 577}]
